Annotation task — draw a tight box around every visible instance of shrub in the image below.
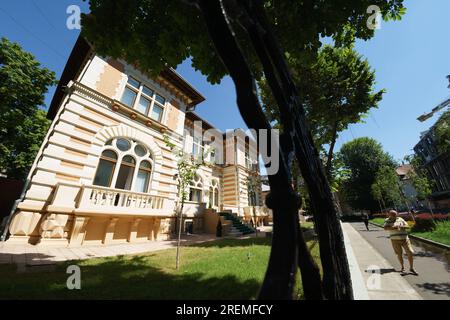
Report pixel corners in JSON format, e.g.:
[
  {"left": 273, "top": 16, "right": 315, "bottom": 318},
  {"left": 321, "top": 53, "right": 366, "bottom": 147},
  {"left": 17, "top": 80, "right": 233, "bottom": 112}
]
[
  {"left": 372, "top": 213, "right": 387, "bottom": 218},
  {"left": 414, "top": 213, "right": 449, "bottom": 221},
  {"left": 398, "top": 212, "right": 414, "bottom": 222},
  {"left": 433, "top": 213, "right": 449, "bottom": 221},
  {"left": 412, "top": 214, "right": 437, "bottom": 232}
]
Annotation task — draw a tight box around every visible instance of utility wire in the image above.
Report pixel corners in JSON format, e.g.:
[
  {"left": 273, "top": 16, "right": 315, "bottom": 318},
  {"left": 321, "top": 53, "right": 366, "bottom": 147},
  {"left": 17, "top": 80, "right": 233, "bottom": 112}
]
[
  {"left": 0, "top": 5, "right": 66, "bottom": 62},
  {"left": 30, "top": 0, "right": 75, "bottom": 48},
  {"left": 31, "top": 0, "right": 57, "bottom": 31},
  {"left": 370, "top": 112, "right": 381, "bottom": 129},
  {"left": 349, "top": 126, "right": 356, "bottom": 139}
]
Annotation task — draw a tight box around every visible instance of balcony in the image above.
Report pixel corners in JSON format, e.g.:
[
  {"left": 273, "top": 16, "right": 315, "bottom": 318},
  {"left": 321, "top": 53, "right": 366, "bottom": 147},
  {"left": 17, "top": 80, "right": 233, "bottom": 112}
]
[
  {"left": 48, "top": 183, "right": 173, "bottom": 217},
  {"left": 76, "top": 185, "right": 171, "bottom": 216}
]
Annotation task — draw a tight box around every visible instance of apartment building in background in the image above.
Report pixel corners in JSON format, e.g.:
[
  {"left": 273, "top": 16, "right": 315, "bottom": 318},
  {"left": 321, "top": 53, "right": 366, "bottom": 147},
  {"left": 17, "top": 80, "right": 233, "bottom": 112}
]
[{"left": 414, "top": 114, "right": 450, "bottom": 209}]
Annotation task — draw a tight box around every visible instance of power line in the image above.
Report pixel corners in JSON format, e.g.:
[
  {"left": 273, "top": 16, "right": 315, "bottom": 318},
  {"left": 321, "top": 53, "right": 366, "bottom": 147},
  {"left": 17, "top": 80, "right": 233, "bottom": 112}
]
[
  {"left": 349, "top": 126, "right": 355, "bottom": 139},
  {"left": 0, "top": 5, "right": 66, "bottom": 62},
  {"left": 30, "top": 0, "right": 75, "bottom": 48},
  {"left": 31, "top": 0, "right": 58, "bottom": 31},
  {"left": 370, "top": 112, "right": 381, "bottom": 129}
]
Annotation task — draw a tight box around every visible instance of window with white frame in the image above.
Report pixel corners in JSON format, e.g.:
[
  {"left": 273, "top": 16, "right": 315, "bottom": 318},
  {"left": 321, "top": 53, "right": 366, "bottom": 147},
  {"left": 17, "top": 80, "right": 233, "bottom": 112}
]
[
  {"left": 93, "top": 138, "right": 153, "bottom": 193},
  {"left": 209, "top": 147, "right": 216, "bottom": 164},
  {"left": 245, "top": 148, "right": 256, "bottom": 170},
  {"left": 192, "top": 135, "right": 204, "bottom": 156},
  {"left": 245, "top": 147, "right": 259, "bottom": 171},
  {"left": 188, "top": 174, "right": 203, "bottom": 203},
  {"left": 120, "top": 76, "right": 166, "bottom": 122}
]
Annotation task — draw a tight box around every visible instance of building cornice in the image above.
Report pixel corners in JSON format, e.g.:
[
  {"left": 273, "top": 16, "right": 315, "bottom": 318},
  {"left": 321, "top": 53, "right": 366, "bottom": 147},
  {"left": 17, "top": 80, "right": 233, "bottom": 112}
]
[
  {"left": 48, "top": 36, "right": 205, "bottom": 121},
  {"left": 68, "top": 81, "right": 183, "bottom": 141}
]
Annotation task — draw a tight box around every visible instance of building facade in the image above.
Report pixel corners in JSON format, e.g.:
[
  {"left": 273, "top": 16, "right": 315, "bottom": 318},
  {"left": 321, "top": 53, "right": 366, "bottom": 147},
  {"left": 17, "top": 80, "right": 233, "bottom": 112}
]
[
  {"left": 5, "top": 37, "right": 265, "bottom": 246},
  {"left": 414, "top": 117, "right": 450, "bottom": 209}
]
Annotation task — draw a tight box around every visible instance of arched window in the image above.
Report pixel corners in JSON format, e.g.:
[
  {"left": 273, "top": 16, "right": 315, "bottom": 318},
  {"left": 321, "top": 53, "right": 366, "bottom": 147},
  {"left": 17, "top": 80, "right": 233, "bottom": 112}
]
[
  {"left": 209, "top": 179, "right": 220, "bottom": 208},
  {"left": 93, "top": 150, "right": 118, "bottom": 187},
  {"left": 134, "top": 160, "right": 152, "bottom": 193},
  {"left": 115, "top": 155, "right": 136, "bottom": 190},
  {"left": 93, "top": 138, "right": 153, "bottom": 193},
  {"left": 189, "top": 174, "right": 203, "bottom": 203}
]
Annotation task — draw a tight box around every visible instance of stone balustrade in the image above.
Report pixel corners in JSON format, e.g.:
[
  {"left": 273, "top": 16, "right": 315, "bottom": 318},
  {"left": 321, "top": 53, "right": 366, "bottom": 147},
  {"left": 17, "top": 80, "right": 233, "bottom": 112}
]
[{"left": 77, "top": 185, "right": 166, "bottom": 212}]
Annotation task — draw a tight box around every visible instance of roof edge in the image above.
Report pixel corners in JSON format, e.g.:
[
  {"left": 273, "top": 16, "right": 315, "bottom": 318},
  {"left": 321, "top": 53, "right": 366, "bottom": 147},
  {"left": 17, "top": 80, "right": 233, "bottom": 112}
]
[{"left": 47, "top": 36, "right": 206, "bottom": 120}]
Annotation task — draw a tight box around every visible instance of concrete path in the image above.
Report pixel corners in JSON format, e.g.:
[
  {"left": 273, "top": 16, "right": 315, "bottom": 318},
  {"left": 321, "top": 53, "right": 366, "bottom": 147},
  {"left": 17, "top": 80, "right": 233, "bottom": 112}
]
[
  {"left": 350, "top": 222, "right": 450, "bottom": 300},
  {"left": 342, "top": 222, "right": 423, "bottom": 300},
  {"left": 0, "top": 234, "right": 217, "bottom": 267}
]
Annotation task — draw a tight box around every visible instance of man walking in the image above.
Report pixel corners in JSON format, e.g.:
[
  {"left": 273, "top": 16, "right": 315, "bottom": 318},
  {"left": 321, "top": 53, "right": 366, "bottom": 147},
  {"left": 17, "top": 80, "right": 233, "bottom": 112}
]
[
  {"left": 362, "top": 213, "right": 370, "bottom": 231},
  {"left": 383, "top": 210, "right": 418, "bottom": 275}
]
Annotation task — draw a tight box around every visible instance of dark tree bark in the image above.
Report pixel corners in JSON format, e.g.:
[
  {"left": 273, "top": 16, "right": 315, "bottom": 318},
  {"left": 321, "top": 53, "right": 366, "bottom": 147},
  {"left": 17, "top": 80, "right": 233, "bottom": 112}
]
[
  {"left": 295, "top": 213, "right": 323, "bottom": 300},
  {"left": 325, "top": 122, "right": 339, "bottom": 179},
  {"left": 236, "top": 0, "right": 353, "bottom": 300},
  {"left": 192, "top": 0, "right": 300, "bottom": 299},
  {"left": 186, "top": 0, "right": 352, "bottom": 300}
]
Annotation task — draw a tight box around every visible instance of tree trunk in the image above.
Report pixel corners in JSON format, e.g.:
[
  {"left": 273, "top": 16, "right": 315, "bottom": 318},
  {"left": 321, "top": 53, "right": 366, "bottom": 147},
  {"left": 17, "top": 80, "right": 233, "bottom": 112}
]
[
  {"left": 325, "top": 123, "right": 338, "bottom": 179},
  {"left": 236, "top": 0, "right": 353, "bottom": 300},
  {"left": 295, "top": 213, "right": 324, "bottom": 300},
  {"left": 176, "top": 195, "right": 185, "bottom": 269},
  {"left": 381, "top": 196, "right": 387, "bottom": 213},
  {"left": 193, "top": 0, "right": 320, "bottom": 299},
  {"left": 191, "top": 0, "right": 352, "bottom": 299}
]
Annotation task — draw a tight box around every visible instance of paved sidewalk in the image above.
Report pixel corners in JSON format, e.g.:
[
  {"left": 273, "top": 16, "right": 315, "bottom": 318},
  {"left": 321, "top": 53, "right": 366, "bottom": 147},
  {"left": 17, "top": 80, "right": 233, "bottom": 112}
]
[
  {"left": 0, "top": 234, "right": 217, "bottom": 267},
  {"left": 342, "top": 222, "right": 422, "bottom": 300},
  {"left": 354, "top": 222, "right": 450, "bottom": 300}
]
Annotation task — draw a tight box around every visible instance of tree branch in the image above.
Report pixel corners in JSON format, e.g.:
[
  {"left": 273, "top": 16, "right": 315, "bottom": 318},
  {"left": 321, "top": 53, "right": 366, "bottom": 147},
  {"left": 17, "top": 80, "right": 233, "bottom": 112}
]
[{"left": 193, "top": 0, "right": 299, "bottom": 299}]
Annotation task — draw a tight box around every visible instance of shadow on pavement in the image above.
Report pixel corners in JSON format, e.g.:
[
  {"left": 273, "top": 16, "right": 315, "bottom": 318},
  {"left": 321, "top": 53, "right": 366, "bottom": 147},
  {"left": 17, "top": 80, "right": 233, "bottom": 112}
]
[
  {"left": 364, "top": 267, "right": 397, "bottom": 275},
  {"left": 416, "top": 282, "right": 450, "bottom": 297}
]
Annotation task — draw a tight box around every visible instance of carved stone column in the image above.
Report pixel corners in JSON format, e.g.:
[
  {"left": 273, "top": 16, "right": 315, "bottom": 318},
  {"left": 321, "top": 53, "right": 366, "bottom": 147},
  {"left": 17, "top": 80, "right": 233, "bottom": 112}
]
[
  {"left": 153, "top": 218, "right": 162, "bottom": 241},
  {"left": 103, "top": 218, "right": 119, "bottom": 244},
  {"left": 147, "top": 218, "right": 155, "bottom": 241},
  {"left": 68, "top": 216, "right": 90, "bottom": 247},
  {"left": 38, "top": 213, "right": 70, "bottom": 246},
  {"left": 7, "top": 211, "right": 42, "bottom": 245},
  {"left": 128, "top": 218, "right": 142, "bottom": 243}
]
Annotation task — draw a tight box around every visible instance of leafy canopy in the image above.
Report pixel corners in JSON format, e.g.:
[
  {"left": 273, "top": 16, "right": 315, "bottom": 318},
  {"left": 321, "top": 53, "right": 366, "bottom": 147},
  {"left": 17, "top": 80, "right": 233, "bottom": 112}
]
[
  {"left": 81, "top": 0, "right": 405, "bottom": 84},
  {"left": 0, "top": 37, "right": 56, "bottom": 179},
  {"left": 338, "top": 137, "right": 396, "bottom": 211},
  {"left": 371, "top": 165, "right": 402, "bottom": 208},
  {"left": 404, "top": 154, "right": 433, "bottom": 201},
  {"left": 260, "top": 45, "right": 384, "bottom": 175},
  {"left": 434, "top": 110, "right": 450, "bottom": 154}
]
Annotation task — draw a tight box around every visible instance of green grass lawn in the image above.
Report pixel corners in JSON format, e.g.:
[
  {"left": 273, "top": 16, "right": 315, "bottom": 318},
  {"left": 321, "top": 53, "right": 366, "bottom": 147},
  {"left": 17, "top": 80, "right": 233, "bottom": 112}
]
[
  {"left": 370, "top": 217, "right": 450, "bottom": 246},
  {"left": 0, "top": 237, "right": 320, "bottom": 300},
  {"left": 370, "top": 217, "right": 385, "bottom": 226},
  {"left": 301, "top": 222, "right": 314, "bottom": 230},
  {"left": 411, "top": 221, "right": 450, "bottom": 246}
]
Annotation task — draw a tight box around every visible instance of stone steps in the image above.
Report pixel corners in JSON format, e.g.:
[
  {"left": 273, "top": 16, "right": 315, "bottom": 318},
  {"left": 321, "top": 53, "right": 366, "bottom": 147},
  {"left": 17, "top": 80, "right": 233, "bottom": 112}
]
[{"left": 219, "top": 212, "right": 255, "bottom": 237}]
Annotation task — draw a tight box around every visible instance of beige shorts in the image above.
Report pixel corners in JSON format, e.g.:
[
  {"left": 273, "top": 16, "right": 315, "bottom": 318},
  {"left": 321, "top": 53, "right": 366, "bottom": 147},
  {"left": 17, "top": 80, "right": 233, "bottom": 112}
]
[{"left": 391, "top": 239, "right": 414, "bottom": 255}]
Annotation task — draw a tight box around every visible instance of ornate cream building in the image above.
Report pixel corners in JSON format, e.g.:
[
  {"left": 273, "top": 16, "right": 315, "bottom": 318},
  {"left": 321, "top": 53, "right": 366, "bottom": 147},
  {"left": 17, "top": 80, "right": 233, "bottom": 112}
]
[{"left": 4, "top": 37, "right": 268, "bottom": 247}]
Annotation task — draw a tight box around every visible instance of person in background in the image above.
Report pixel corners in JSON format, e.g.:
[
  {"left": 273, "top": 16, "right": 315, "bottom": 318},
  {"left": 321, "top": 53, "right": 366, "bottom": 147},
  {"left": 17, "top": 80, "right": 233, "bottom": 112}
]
[
  {"left": 383, "top": 210, "right": 418, "bottom": 275},
  {"left": 362, "top": 213, "right": 370, "bottom": 231}
]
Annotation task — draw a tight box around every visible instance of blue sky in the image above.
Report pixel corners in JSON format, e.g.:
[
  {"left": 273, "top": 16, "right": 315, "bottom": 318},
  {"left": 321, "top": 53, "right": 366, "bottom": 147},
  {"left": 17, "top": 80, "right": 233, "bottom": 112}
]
[{"left": 1, "top": 0, "right": 449, "bottom": 163}]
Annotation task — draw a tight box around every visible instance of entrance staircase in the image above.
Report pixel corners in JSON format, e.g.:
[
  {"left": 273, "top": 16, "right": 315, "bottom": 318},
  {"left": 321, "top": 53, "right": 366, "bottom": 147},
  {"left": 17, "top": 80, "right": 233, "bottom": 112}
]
[{"left": 219, "top": 211, "right": 255, "bottom": 236}]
